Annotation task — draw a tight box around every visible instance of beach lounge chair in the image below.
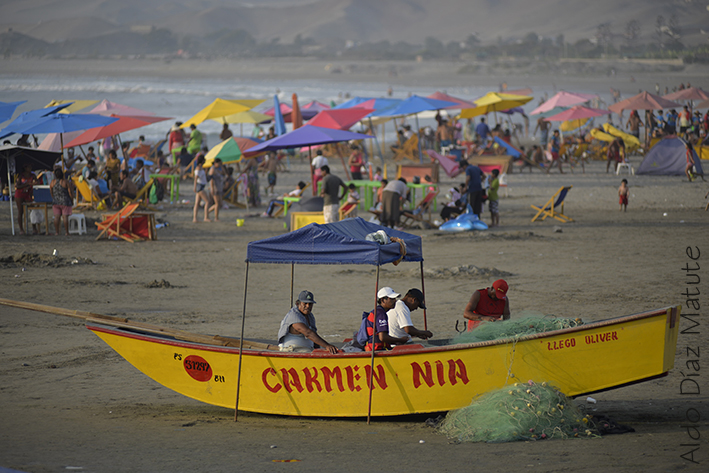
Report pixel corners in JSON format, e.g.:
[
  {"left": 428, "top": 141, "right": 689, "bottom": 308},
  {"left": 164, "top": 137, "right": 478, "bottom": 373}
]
[
  {"left": 339, "top": 201, "right": 359, "bottom": 220},
  {"left": 95, "top": 203, "right": 140, "bottom": 241},
  {"left": 426, "top": 149, "right": 462, "bottom": 178},
  {"left": 223, "top": 179, "right": 247, "bottom": 209},
  {"left": 123, "top": 178, "right": 156, "bottom": 211},
  {"left": 531, "top": 186, "right": 574, "bottom": 223},
  {"left": 72, "top": 176, "right": 102, "bottom": 211},
  {"left": 400, "top": 190, "right": 439, "bottom": 228},
  {"left": 391, "top": 134, "right": 419, "bottom": 162}
]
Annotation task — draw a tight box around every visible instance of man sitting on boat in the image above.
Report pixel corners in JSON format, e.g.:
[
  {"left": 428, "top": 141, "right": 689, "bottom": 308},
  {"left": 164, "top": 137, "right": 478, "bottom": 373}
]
[
  {"left": 277, "top": 290, "right": 339, "bottom": 354},
  {"left": 387, "top": 288, "right": 433, "bottom": 343},
  {"left": 352, "top": 287, "right": 410, "bottom": 351},
  {"left": 463, "top": 279, "right": 510, "bottom": 331}
]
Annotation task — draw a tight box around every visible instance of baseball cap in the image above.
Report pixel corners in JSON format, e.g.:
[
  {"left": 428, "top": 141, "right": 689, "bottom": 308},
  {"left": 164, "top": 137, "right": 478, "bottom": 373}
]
[
  {"left": 406, "top": 288, "right": 426, "bottom": 310},
  {"left": 297, "top": 290, "right": 316, "bottom": 304},
  {"left": 492, "top": 279, "right": 508, "bottom": 298},
  {"left": 377, "top": 287, "right": 400, "bottom": 300}
]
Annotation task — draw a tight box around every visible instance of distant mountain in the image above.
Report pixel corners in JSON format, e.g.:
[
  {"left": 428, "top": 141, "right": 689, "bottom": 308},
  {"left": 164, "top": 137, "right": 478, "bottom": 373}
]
[{"left": 1, "top": 0, "right": 707, "bottom": 46}]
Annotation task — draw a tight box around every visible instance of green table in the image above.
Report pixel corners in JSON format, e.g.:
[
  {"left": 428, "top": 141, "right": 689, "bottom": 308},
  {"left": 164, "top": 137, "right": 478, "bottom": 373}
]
[
  {"left": 150, "top": 174, "right": 180, "bottom": 203},
  {"left": 282, "top": 196, "right": 301, "bottom": 215},
  {"left": 407, "top": 182, "right": 438, "bottom": 211}
]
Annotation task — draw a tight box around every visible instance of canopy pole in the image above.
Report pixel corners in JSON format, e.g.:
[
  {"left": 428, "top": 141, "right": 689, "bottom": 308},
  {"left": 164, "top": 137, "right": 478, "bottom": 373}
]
[
  {"left": 367, "top": 265, "right": 381, "bottom": 424},
  {"left": 234, "top": 261, "right": 250, "bottom": 422},
  {"left": 415, "top": 114, "right": 423, "bottom": 163},
  {"left": 308, "top": 145, "right": 315, "bottom": 196},
  {"left": 290, "top": 263, "right": 294, "bottom": 307},
  {"left": 420, "top": 260, "right": 428, "bottom": 331},
  {"left": 60, "top": 134, "right": 66, "bottom": 172}
]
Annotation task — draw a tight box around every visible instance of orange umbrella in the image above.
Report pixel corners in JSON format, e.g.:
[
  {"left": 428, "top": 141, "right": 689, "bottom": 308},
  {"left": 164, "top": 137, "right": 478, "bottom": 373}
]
[{"left": 292, "top": 94, "right": 303, "bottom": 129}]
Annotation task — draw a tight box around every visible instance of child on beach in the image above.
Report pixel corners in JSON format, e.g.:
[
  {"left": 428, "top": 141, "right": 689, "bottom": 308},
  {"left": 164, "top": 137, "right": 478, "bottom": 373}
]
[
  {"left": 618, "top": 179, "right": 629, "bottom": 212},
  {"left": 259, "top": 152, "right": 278, "bottom": 196},
  {"left": 345, "top": 183, "right": 360, "bottom": 218}
]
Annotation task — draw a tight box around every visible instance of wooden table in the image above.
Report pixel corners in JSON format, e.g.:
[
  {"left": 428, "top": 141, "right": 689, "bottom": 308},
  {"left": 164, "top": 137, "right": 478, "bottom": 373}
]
[{"left": 23, "top": 202, "right": 50, "bottom": 235}]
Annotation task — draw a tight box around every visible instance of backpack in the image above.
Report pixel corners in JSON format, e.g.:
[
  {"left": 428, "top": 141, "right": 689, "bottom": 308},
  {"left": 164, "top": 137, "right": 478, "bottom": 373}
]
[{"left": 149, "top": 180, "right": 165, "bottom": 204}]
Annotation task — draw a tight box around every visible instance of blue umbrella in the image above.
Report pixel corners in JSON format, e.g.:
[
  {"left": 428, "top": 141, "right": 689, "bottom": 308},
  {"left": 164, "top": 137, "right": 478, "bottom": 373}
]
[
  {"left": 0, "top": 103, "right": 73, "bottom": 140},
  {"left": 248, "top": 125, "right": 373, "bottom": 152},
  {"left": 333, "top": 97, "right": 402, "bottom": 114},
  {"left": 272, "top": 95, "right": 287, "bottom": 136},
  {"left": 4, "top": 113, "right": 117, "bottom": 136},
  {"left": 376, "top": 95, "right": 458, "bottom": 162},
  {"left": 0, "top": 100, "right": 27, "bottom": 124}
]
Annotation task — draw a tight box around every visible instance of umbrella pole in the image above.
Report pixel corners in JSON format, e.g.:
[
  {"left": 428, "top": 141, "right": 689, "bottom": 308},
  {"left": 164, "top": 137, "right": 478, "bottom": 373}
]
[
  {"left": 60, "top": 134, "right": 66, "bottom": 172},
  {"left": 290, "top": 263, "right": 294, "bottom": 307},
  {"left": 416, "top": 114, "right": 422, "bottom": 163},
  {"left": 381, "top": 122, "right": 386, "bottom": 158},
  {"left": 420, "top": 260, "right": 428, "bottom": 330},
  {"left": 8, "top": 164, "right": 14, "bottom": 236},
  {"left": 367, "top": 265, "right": 381, "bottom": 424},
  {"left": 309, "top": 146, "right": 315, "bottom": 196},
  {"left": 234, "top": 261, "right": 250, "bottom": 422}
]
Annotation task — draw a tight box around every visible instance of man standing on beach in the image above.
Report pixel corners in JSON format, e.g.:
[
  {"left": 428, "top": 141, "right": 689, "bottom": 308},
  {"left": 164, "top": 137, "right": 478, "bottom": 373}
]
[
  {"left": 475, "top": 117, "right": 491, "bottom": 143},
  {"left": 463, "top": 159, "right": 484, "bottom": 217},
  {"left": 320, "top": 165, "right": 347, "bottom": 223},
  {"left": 534, "top": 117, "right": 550, "bottom": 149},
  {"left": 380, "top": 177, "right": 408, "bottom": 228}
]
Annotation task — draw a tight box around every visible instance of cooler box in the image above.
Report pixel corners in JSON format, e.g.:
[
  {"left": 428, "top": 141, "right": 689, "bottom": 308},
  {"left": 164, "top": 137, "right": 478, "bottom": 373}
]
[{"left": 33, "top": 186, "right": 52, "bottom": 203}]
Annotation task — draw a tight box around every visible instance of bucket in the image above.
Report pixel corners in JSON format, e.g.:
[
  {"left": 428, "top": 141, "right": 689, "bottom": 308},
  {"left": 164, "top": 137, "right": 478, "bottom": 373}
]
[{"left": 236, "top": 218, "right": 245, "bottom": 227}]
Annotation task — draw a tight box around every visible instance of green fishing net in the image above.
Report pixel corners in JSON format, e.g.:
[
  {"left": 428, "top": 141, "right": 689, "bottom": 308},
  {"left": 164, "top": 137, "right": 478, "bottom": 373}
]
[
  {"left": 452, "top": 316, "right": 584, "bottom": 344},
  {"left": 438, "top": 381, "right": 598, "bottom": 443}
]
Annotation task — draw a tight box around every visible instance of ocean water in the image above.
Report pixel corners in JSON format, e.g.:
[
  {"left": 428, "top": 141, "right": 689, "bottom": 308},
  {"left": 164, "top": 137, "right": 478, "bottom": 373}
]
[{"left": 0, "top": 73, "right": 611, "bottom": 147}]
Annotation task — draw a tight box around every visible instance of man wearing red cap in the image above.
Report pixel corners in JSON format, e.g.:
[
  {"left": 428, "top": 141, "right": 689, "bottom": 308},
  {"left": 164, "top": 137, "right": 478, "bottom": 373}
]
[{"left": 463, "top": 279, "right": 510, "bottom": 331}]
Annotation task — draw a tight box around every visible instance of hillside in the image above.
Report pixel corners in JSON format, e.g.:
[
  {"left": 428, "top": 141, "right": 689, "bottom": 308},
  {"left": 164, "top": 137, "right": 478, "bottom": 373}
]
[{"left": 0, "top": 0, "right": 707, "bottom": 47}]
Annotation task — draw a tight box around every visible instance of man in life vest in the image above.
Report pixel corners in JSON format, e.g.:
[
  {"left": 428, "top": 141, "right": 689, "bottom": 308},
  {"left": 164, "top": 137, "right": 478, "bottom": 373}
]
[{"left": 463, "top": 279, "right": 511, "bottom": 330}]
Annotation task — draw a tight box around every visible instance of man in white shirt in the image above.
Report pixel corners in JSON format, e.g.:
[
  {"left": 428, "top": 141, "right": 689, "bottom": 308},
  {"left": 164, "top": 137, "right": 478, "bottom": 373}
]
[
  {"left": 311, "top": 149, "right": 329, "bottom": 189},
  {"left": 387, "top": 288, "right": 433, "bottom": 342}
]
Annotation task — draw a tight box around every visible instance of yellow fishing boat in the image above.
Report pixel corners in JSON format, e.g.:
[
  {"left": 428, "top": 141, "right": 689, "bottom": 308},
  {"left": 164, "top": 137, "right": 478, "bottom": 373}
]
[{"left": 0, "top": 219, "right": 681, "bottom": 418}]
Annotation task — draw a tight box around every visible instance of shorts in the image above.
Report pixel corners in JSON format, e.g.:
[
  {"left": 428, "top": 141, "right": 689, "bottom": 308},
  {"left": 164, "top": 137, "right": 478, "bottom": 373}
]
[
  {"left": 53, "top": 205, "right": 72, "bottom": 217},
  {"left": 489, "top": 199, "right": 499, "bottom": 214},
  {"left": 323, "top": 203, "right": 339, "bottom": 223},
  {"left": 268, "top": 172, "right": 276, "bottom": 186},
  {"left": 196, "top": 183, "right": 206, "bottom": 193},
  {"left": 619, "top": 195, "right": 628, "bottom": 205}
]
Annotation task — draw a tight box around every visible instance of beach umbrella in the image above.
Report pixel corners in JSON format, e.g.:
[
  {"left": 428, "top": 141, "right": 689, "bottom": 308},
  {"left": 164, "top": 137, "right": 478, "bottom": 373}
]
[
  {"left": 307, "top": 108, "right": 374, "bottom": 130},
  {"left": 292, "top": 94, "right": 303, "bottom": 130},
  {"left": 64, "top": 115, "right": 171, "bottom": 148},
  {"left": 217, "top": 110, "right": 273, "bottom": 136},
  {"left": 427, "top": 92, "right": 476, "bottom": 109},
  {"left": 696, "top": 99, "right": 709, "bottom": 110},
  {"left": 272, "top": 95, "right": 287, "bottom": 136},
  {"left": 249, "top": 125, "right": 373, "bottom": 152},
  {"left": 0, "top": 103, "right": 74, "bottom": 141},
  {"left": 300, "top": 100, "right": 331, "bottom": 120},
  {"left": 0, "top": 101, "right": 26, "bottom": 123},
  {"left": 459, "top": 92, "right": 533, "bottom": 119},
  {"left": 333, "top": 97, "right": 402, "bottom": 112},
  {"left": 608, "top": 91, "right": 681, "bottom": 114},
  {"left": 88, "top": 99, "right": 154, "bottom": 116},
  {"left": 662, "top": 87, "right": 709, "bottom": 102},
  {"left": 181, "top": 98, "right": 264, "bottom": 127},
  {"left": 46, "top": 100, "right": 99, "bottom": 114},
  {"left": 530, "top": 91, "right": 598, "bottom": 115},
  {"left": 204, "top": 138, "right": 243, "bottom": 167},
  {"left": 4, "top": 113, "right": 118, "bottom": 137},
  {"left": 263, "top": 102, "right": 293, "bottom": 121},
  {"left": 38, "top": 131, "right": 84, "bottom": 152},
  {"left": 505, "top": 88, "right": 534, "bottom": 96},
  {"left": 545, "top": 105, "right": 610, "bottom": 135}
]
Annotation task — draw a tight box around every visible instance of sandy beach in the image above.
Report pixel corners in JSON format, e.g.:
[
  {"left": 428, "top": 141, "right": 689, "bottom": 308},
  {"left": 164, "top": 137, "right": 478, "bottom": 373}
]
[{"left": 1, "top": 59, "right": 708, "bottom": 472}]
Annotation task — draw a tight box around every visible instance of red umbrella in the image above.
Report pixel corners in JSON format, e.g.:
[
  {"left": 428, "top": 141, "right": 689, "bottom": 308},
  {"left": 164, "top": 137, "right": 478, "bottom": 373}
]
[
  {"left": 608, "top": 91, "right": 681, "bottom": 114},
  {"left": 545, "top": 105, "right": 610, "bottom": 122},
  {"left": 663, "top": 87, "right": 709, "bottom": 102},
  {"left": 232, "top": 137, "right": 264, "bottom": 158},
  {"left": 307, "top": 108, "right": 375, "bottom": 130},
  {"left": 427, "top": 92, "right": 476, "bottom": 109},
  {"left": 64, "top": 115, "right": 171, "bottom": 148}
]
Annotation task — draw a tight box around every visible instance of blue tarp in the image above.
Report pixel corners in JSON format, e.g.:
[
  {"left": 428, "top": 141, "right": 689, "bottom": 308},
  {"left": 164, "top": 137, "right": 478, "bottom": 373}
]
[{"left": 246, "top": 217, "right": 423, "bottom": 265}]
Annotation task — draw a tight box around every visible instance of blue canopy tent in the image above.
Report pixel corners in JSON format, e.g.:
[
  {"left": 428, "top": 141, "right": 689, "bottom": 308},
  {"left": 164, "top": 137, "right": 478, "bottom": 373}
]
[{"left": 235, "top": 217, "right": 426, "bottom": 423}]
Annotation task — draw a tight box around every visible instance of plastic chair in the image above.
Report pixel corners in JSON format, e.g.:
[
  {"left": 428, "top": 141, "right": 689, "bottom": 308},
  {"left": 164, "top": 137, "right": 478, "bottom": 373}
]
[
  {"left": 615, "top": 162, "right": 634, "bottom": 175},
  {"left": 68, "top": 214, "right": 87, "bottom": 235}
]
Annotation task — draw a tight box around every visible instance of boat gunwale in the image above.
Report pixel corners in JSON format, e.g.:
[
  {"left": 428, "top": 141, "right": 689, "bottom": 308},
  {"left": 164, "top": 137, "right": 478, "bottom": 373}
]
[{"left": 86, "top": 305, "right": 676, "bottom": 359}]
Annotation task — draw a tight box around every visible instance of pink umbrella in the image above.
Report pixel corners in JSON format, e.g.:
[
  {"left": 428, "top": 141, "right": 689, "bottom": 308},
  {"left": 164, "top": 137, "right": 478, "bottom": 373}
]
[
  {"left": 307, "top": 108, "right": 375, "bottom": 130},
  {"left": 38, "top": 131, "right": 83, "bottom": 152},
  {"left": 65, "top": 115, "right": 171, "bottom": 148},
  {"left": 263, "top": 103, "right": 294, "bottom": 122},
  {"left": 696, "top": 99, "right": 709, "bottom": 110},
  {"left": 530, "top": 91, "right": 598, "bottom": 115},
  {"left": 662, "top": 87, "right": 709, "bottom": 102},
  {"left": 608, "top": 91, "right": 681, "bottom": 114},
  {"left": 545, "top": 105, "right": 610, "bottom": 122},
  {"left": 89, "top": 99, "right": 155, "bottom": 117},
  {"left": 427, "top": 92, "right": 476, "bottom": 109}
]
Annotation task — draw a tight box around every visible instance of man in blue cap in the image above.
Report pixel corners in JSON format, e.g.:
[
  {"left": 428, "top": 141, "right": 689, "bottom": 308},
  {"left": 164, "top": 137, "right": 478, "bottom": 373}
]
[{"left": 277, "top": 290, "right": 339, "bottom": 354}]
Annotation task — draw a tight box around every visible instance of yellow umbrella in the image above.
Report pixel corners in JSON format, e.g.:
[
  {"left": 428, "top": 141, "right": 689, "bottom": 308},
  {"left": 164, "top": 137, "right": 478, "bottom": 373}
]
[
  {"left": 45, "top": 100, "right": 98, "bottom": 114},
  {"left": 217, "top": 110, "right": 272, "bottom": 136},
  {"left": 458, "top": 92, "right": 533, "bottom": 119},
  {"left": 181, "top": 98, "right": 265, "bottom": 127},
  {"left": 602, "top": 123, "right": 641, "bottom": 148}
]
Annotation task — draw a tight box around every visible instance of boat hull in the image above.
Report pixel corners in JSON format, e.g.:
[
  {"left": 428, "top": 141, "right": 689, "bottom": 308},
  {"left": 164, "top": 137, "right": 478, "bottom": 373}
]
[{"left": 88, "top": 306, "right": 680, "bottom": 417}]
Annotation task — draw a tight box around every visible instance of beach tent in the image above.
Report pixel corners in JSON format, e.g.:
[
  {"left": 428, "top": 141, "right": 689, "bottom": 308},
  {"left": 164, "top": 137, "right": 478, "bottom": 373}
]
[{"left": 637, "top": 137, "right": 704, "bottom": 176}]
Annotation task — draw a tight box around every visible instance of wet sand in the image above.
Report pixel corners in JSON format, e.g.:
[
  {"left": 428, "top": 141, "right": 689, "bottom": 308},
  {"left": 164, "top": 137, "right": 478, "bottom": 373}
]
[{"left": 1, "top": 149, "right": 708, "bottom": 471}]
